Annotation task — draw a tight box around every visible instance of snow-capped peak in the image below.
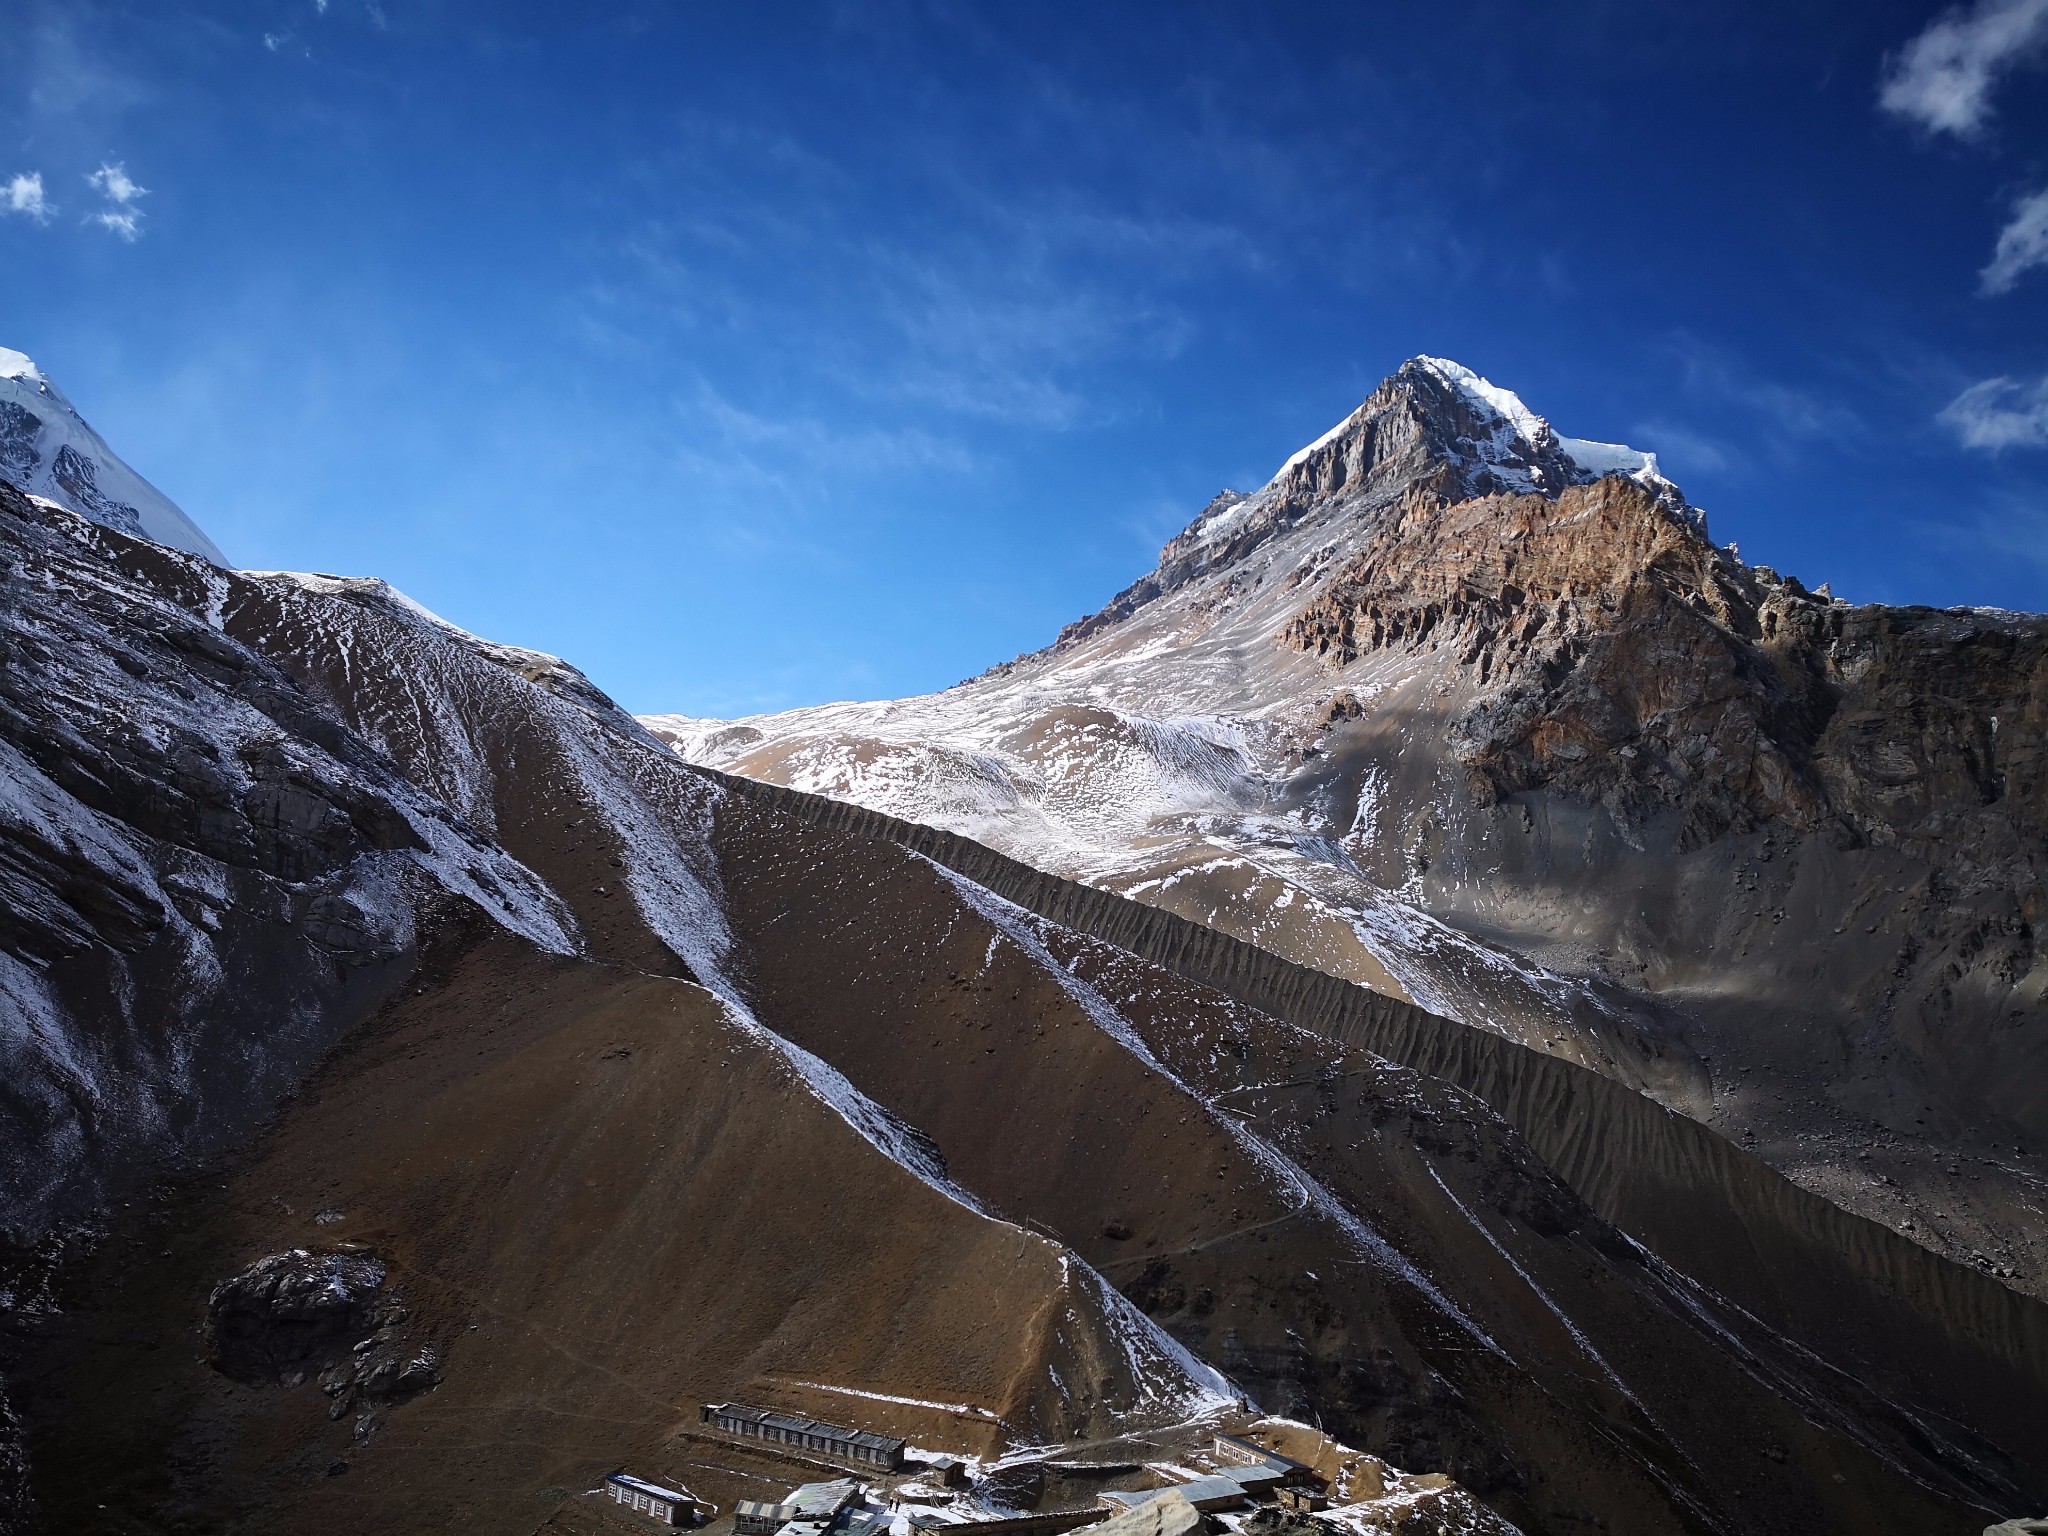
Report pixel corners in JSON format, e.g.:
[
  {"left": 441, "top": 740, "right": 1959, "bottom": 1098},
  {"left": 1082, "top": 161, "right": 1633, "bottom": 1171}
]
[
  {"left": 1411, "top": 354, "right": 1681, "bottom": 507},
  {"left": 0, "top": 346, "right": 44, "bottom": 383},
  {"left": 1260, "top": 355, "right": 1686, "bottom": 518},
  {"left": 1414, "top": 356, "right": 1550, "bottom": 443},
  {"left": 0, "top": 346, "right": 227, "bottom": 564},
  {"left": 1151, "top": 355, "right": 1702, "bottom": 601}
]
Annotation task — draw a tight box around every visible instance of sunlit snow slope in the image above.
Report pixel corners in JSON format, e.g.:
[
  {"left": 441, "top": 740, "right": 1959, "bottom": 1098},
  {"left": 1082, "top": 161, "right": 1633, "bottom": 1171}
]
[{"left": 0, "top": 348, "right": 225, "bottom": 564}]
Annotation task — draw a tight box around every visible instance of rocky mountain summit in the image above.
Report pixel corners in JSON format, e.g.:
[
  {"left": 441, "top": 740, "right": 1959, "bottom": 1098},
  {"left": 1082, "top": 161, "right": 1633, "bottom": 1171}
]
[
  {"left": 1062, "top": 357, "right": 1685, "bottom": 649},
  {"left": 659, "top": 357, "right": 2048, "bottom": 1301}
]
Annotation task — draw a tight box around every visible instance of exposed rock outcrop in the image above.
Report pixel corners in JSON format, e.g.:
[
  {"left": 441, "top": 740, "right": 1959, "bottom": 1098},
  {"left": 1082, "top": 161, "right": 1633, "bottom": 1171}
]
[
  {"left": 204, "top": 1247, "right": 393, "bottom": 1386},
  {"left": 1280, "top": 475, "right": 2048, "bottom": 864}
]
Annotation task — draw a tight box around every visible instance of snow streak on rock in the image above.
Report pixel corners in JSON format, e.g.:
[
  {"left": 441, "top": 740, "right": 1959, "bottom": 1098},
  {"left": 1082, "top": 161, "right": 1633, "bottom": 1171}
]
[
  {"left": 1065, "top": 1255, "right": 1245, "bottom": 1421},
  {"left": 719, "top": 992, "right": 987, "bottom": 1213},
  {"left": 922, "top": 857, "right": 1505, "bottom": 1357}
]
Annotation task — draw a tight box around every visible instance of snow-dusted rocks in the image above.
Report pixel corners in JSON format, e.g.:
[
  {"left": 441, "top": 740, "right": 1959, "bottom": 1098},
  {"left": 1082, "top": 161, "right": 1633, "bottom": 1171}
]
[
  {"left": 203, "top": 1247, "right": 391, "bottom": 1385},
  {"left": 0, "top": 481, "right": 574, "bottom": 1244},
  {"left": 0, "top": 347, "right": 225, "bottom": 564},
  {"left": 1409, "top": 356, "right": 1684, "bottom": 514}
]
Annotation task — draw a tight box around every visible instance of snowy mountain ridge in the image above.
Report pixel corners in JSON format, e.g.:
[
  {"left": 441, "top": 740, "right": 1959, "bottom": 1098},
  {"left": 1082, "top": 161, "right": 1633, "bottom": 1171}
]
[
  {"left": 1408, "top": 355, "right": 1683, "bottom": 511},
  {"left": 0, "top": 346, "right": 226, "bottom": 564}
]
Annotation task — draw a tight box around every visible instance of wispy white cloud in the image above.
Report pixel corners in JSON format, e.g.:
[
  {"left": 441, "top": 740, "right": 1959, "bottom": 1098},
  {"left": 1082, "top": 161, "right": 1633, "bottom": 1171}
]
[
  {"left": 1631, "top": 418, "right": 1736, "bottom": 476},
  {"left": 601, "top": 116, "right": 1263, "bottom": 434},
  {"left": 1940, "top": 374, "right": 2048, "bottom": 448},
  {"left": 88, "top": 162, "right": 143, "bottom": 204},
  {"left": 1660, "top": 338, "right": 1863, "bottom": 472},
  {"left": 1982, "top": 186, "right": 2048, "bottom": 293},
  {"left": 1879, "top": 0, "right": 2048, "bottom": 137},
  {"left": 84, "top": 161, "right": 146, "bottom": 240},
  {"left": 2, "top": 172, "right": 51, "bottom": 223}
]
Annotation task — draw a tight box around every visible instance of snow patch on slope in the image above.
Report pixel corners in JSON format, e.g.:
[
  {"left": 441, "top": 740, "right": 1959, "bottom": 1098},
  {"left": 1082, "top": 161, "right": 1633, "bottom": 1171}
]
[{"left": 1068, "top": 1256, "right": 1244, "bottom": 1420}]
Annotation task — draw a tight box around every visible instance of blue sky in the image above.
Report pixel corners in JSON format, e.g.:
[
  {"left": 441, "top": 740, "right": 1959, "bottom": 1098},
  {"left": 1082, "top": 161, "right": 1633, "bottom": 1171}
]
[{"left": 4, "top": 1, "right": 2047, "bottom": 716}]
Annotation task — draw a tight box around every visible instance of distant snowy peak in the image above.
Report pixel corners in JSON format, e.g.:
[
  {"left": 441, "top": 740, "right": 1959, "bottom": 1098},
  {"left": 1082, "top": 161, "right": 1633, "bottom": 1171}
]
[{"left": 0, "top": 346, "right": 226, "bottom": 564}]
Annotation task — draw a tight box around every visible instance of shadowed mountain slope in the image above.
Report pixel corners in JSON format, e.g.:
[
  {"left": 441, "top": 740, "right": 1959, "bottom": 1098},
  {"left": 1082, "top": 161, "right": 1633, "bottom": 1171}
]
[
  {"left": 0, "top": 482, "right": 571, "bottom": 1249},
  {"left": 14, "top": 931, "right": 1231, "bottom": 1535}
]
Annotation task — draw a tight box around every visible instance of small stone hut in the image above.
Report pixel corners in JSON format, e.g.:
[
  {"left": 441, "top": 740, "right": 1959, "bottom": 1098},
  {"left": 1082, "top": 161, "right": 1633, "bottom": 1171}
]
[{"left": 606, "top": 1472, "right": 694, "bottom": 1526}]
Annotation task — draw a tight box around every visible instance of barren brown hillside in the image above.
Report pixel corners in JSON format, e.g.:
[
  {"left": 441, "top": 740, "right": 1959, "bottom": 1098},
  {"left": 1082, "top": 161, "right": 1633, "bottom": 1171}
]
[{"left": 13, "top": 923, "right": 1237, "bottom": 1534}]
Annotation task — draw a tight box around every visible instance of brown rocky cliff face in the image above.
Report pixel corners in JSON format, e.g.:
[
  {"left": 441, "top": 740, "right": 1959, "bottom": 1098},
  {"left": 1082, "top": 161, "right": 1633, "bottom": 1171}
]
[
  {"left": 1283, "top": 476, "right": 2048, "bottom": 871},
  {"left": 1814, "top": 606, "right": 2048, "bottom": 866}
]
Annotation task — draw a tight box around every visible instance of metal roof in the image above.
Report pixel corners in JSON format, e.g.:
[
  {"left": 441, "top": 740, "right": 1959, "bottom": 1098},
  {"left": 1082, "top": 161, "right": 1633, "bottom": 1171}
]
[
  {"left": 1105, "top": 1478, "right": 1245, "bottom": 1511},
  {"left": 608, "top": 1473, "right": 691, "bottom": 1502},
  {"left": 1213, "top": 1435, "right": 1303, "bottom": 1472},
  {"left": 1213, "top": 1463, "right": 1285, "bottom": 1488},
  {"left": 706, "top": 1402, "right": 907, "bottom": 1454},
  {"left": 785, "top": 1480, "right": 862, "bottom": 1519}
]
